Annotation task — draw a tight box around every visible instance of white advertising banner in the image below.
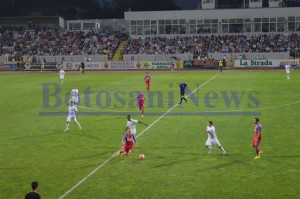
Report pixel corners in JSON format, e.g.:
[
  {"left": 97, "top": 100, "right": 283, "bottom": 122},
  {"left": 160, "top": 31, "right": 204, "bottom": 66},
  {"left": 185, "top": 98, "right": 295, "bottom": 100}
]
[
  {"left": 202, "top": 0, "right": 215, "bottom": 9},
  {"left": 235, "top": 60, "right": 280, "bottom": 67},
  {"left": 249, "top": 0, "right": 262, "bottom": 8},
  {"left": 62, "top": 61, "right": 176, "bottom": 70},
  {"left": 141, "top": 61, "right": 174, "bottom": 70},
  {"left": 269, "top": 0, "right": 280, "bottom": 8},
  {"left": 63, "top": 62, "right": 105, "bottom": 70},
  {"left": 109, "top": 61, "right": 136, "bottom": 70}
]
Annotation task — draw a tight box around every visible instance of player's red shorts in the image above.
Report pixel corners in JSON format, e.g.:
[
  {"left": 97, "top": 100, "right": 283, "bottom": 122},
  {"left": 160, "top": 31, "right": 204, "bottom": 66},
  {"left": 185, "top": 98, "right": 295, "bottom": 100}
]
[
  {"left": 138, "top": 101, "right": 144, "bottom": 108},
  {"left": 124, "top": 144, "right": 133, "bottom": 154},
  {"left": 252, "top": 133, "right": 262, "bottom": 147}
]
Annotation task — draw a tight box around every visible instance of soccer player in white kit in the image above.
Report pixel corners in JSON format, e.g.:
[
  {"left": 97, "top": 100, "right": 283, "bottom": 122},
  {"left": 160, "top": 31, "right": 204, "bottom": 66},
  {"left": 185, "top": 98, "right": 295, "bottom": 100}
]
[
  {"left": 285, "top": 64, "right": 291, "bottom": 80},
  {"left": 71, "top": 86, "right": 79, "bottom": 106},
  {"left": 126, "top": 115, "right": 148, "bottom": 136},
  {"left": 59, "top": 68, "right": 65, "bottom": 84},
  {"left": 65, "top": 100, "right": 81, "bottom": 132},
  {"left": 205, "top": 121, "right": 226, "bottom": 155}
]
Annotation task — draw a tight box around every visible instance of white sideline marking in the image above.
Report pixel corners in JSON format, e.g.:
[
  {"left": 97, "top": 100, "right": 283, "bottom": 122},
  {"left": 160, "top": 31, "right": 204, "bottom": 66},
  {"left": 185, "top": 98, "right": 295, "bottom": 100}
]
[{"left": 58, "top": 73, "right": 220, "bottom": 199}]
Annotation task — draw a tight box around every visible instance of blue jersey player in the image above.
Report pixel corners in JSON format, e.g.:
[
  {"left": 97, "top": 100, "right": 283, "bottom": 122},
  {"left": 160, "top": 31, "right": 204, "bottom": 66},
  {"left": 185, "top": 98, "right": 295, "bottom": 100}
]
[{"left": 179, "top": 80, "right": 187, "bottom": 104}]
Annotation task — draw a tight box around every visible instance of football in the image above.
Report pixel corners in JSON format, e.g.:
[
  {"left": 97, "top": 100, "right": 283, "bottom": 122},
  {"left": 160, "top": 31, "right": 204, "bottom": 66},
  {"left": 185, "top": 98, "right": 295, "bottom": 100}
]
[{"left": 139, "top": 154, "right": 145, "bottom": 159}]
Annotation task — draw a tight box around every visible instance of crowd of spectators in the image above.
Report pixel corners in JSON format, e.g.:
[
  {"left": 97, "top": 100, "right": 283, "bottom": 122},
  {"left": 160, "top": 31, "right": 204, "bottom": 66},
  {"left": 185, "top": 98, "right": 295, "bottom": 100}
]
[
  {"left": 1, "top": 30, "right": 300, "bottom": 59},
  {"left": 0, "top": 29, "right": 126, "bottom": 58},
  {"left": 123, "top": 33, "right": 300, "bottom": 57}
]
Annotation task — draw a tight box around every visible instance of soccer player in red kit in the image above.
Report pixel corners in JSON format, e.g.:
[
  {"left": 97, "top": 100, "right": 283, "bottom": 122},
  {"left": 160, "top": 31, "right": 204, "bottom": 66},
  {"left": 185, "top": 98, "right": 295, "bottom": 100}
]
[
  {"left": 144, "top": 72, "right": 151, "bottom": 91},
  {"left": 137, "top": 91, "right": 145, "bottom": 117},
  {"left": 252, "top": 117, "right": 263, "bottom": 159},
  {"left": 117, "top": 128, "right": 136, "bottom": 156}
]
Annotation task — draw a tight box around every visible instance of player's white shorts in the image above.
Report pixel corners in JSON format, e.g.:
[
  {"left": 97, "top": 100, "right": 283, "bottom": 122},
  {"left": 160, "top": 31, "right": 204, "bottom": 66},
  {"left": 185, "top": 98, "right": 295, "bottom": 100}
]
[
  {"left": 286, "top": 70, "right": 290, "bottom": 75},
  {"left": 60, "top": 75, "right": 64, "bottom": 80},
  {"left": 205, "top": 138, "right": 221, "bottom": 147},
  {"left": 72, "top": 96, "right": 79, "bottom": 104},
  {"left": 67, "top": 116, "right": 78, "bottom": 122},
  {"left": 130, "top": 129, "right": 137, "bottom": 136}
]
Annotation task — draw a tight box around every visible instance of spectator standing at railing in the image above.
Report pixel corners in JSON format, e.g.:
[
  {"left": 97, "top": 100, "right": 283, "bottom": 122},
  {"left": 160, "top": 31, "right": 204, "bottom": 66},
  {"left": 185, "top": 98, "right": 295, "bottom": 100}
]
[
  {"left": 171, "top": 57, "right": 176, "bottom": 71},
  {"left": 222, "top": 55, "right": 227, "bottom": 68},
  {"left": 219, "top": 60, "right": 223, "bottom": 72},
  {"left": 40, "top": 59, "right": 44, "bottom": 72}
]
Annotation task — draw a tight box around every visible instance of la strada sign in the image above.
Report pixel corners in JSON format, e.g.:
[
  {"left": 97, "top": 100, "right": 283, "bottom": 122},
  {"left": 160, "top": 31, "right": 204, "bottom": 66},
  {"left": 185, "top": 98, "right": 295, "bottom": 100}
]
[{"left": 235, "top": 59, "right": 279, "bottom": 67}]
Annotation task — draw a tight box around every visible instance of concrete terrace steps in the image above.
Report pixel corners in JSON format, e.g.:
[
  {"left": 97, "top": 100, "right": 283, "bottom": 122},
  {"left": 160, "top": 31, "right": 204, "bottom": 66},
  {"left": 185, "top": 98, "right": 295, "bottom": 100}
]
[{"left": 112, "top": 40, "right": 127, "bottom": 61}]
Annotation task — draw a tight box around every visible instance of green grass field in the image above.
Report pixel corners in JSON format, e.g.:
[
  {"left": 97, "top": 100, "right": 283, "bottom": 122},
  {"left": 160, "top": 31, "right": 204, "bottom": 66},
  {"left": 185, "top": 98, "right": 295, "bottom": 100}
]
[{"left": 0, "top": 70, "right": 300, "bottom": 199}]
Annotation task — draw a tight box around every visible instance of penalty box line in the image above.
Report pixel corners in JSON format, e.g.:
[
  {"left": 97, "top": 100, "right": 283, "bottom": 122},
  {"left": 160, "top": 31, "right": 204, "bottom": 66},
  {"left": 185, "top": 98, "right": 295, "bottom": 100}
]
[{"left": 58, "top": 73, "right": 220, "bottom": 199}]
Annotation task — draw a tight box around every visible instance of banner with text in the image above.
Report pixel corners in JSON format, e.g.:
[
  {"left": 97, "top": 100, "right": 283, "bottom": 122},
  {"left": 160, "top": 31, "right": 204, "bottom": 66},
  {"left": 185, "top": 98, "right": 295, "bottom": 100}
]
[
  {"left": 63, "top": 62, "right": 104, "bottom": 70},
  {"left": 4, "top": 62, "right": 18, "bottom": 70},
  {"left": 141, "top": 61, "right": 175, "bottom": 70},
  {"left": 279, "top": 59, "right": 300, "bottom": 68},
  {"left": 24, "top": 62, "right": 59, "bottom": 70},
  {"left": 184, "top": 60, "right": 218, "bottom": 68},
  {"left": 0, "top": 62, "right": 4, "bottom": 71},
  {"left": 235, "top": 59, "right": 280, "bottom": 67}
]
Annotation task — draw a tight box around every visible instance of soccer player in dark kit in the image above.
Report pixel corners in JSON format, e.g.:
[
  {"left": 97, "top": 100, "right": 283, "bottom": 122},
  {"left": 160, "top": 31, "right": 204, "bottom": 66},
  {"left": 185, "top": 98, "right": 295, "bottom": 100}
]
[{"left": 179, "top": 80, "right": 188, "bottom": 104}]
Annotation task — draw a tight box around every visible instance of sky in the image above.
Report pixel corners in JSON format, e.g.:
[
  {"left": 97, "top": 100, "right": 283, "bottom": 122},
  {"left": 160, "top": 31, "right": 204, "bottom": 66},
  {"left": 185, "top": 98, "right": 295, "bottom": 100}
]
[
  {"left": 175, "top": 0, "right": 200, "bottom": 10},
  {"left": 97, "top": 0, "right": 200, "bottom": 10}
]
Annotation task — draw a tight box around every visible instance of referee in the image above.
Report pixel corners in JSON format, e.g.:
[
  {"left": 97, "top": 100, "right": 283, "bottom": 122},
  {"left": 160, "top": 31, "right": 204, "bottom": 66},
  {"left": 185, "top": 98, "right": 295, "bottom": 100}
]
[{"left": 179, "top": 80, "right": 188, "bottom": 104}]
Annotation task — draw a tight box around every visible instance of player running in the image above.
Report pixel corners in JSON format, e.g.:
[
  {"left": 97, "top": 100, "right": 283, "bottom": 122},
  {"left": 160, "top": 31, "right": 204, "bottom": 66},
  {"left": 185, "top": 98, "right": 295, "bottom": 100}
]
[
  {"left": 205, "top": 121, "right": 226, "bottom": 155},
  {"left": 144, "top": 72, "right": 151, "bottom": 91},
  {"left": 179, "top": 80, "right": 187, "bottom": 104},
  {"left": 64, "top": 100, "right": 81, "bottom": 132},
  {"left": 126, "top": 115, "right": 148, "bottom": 136},
  {"left": 137, "top": 91, "right": 146, "bottom": 117},
  {"left": 71, "top": 86, "right": 79, "bottom": 107},
  {"left": 117, "top": 128, "right": 137, "bottom": 157},
  {"left": 252, "top": 117, "right": 262, "bottom": 159},
  {"left": 59, "top": 68, "right": 65, "bottom": 84},
  {"left": 285, "top": 63, "right": 291, "bottom": 80}
]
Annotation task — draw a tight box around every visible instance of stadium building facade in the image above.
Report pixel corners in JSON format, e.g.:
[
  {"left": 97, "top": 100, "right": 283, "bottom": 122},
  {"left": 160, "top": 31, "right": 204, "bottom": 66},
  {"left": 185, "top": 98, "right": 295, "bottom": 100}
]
[{"left": 125, "top": 7, "right": 300, "bottom": 35}]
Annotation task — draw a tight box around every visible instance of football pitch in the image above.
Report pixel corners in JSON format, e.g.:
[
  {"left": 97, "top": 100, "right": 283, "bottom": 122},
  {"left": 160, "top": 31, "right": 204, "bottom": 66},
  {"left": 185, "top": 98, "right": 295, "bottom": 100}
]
[{"left": 0, "top": 70, "right": 299, "bottom": 199}]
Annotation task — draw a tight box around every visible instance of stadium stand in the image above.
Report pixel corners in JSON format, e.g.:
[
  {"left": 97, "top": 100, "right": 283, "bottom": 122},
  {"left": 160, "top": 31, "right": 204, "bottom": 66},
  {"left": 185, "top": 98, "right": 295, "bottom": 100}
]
[
  {"left": 0, "top": 30, "right": 125, "bottom": 58},
  {"left": 123, "top": 34, "right": 300, "bottom": 56}
]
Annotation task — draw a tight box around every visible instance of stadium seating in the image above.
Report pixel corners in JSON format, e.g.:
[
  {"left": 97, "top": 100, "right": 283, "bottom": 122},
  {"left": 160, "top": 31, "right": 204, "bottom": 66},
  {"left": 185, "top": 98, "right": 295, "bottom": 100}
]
[
  {"left": 0, "top": 30, "right": 124, "bottom": 58},
  {"left": 123, "top": 34, "right": 300, "bottom": 57},
  {"left": 1, "top": 29, "right": 299, "bottom": 60}
]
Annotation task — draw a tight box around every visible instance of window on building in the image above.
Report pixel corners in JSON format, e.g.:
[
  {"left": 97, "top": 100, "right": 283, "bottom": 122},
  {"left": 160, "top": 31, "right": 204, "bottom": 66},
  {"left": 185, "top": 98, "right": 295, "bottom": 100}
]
[
  {"left": 288, "top": 16, "right": 296, "bottom": 32},
  {"left": 158, "top": 20, "right": 165, "bottom": 34},
  {"left": 131, "top": 26, "right": 136, "bottom": 35},
  {"left": 277, "top": 17, "right": 284, "bottom": 32}
]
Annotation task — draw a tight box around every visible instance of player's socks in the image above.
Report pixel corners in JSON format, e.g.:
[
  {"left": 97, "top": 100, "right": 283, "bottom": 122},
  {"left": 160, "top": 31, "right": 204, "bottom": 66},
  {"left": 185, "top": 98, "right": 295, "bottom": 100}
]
[
  {"left": 256, "top": 148, "right": 260, "bottom": 156},
  {"left": 207, "top": 146, "right": 212, "bottom": 154},
  {"left": 219, "top": 146, "right": 226, "bottom": 154},
  {"left": 75, "top": 121, "right": 81, "bottom": 130},
  {"left": 77, "top": 122, "right": 82, "bottom": 130}
]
